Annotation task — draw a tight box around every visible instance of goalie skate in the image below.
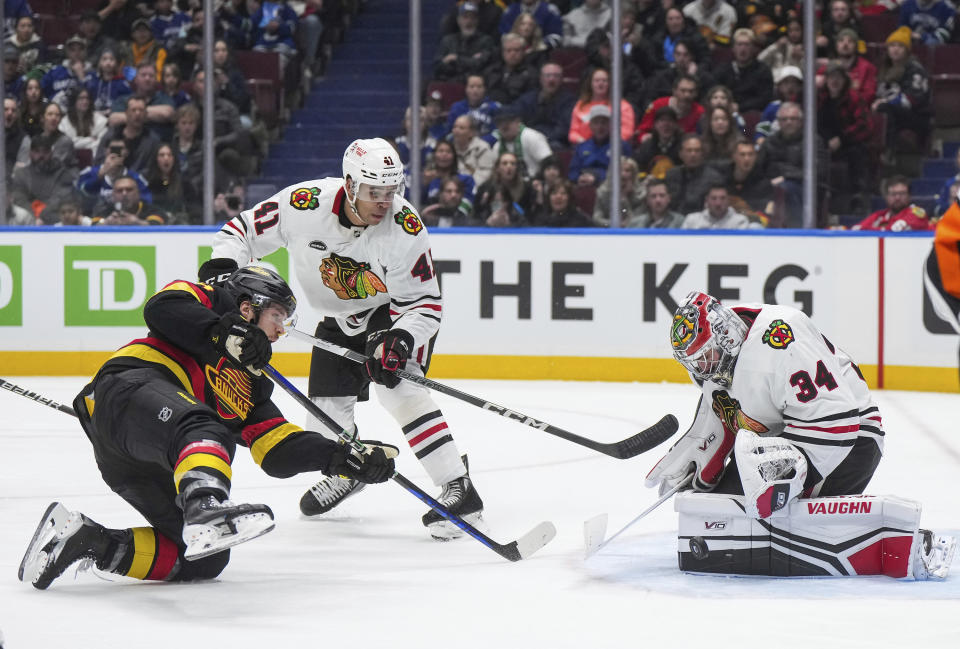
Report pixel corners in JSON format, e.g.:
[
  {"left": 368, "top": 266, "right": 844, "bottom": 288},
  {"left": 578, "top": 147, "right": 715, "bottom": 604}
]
[
  {"left": 914, "top": 529, "right": 957, "bottom": 580},
  {"left": 182, "top": 496, "right": 275, "bottom": 561},
  {"left": 19, "top": 502, "right": 108, "bottom": 590}
]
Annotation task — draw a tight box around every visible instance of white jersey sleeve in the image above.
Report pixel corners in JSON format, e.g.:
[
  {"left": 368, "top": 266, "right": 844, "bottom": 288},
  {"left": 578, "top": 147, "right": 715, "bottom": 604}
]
[{"left": 212, "top": 189, "right": 290, "bottom": 264}]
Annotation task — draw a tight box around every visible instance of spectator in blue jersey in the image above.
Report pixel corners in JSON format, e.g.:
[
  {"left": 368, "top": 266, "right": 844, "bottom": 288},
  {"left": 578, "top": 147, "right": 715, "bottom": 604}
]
[
  {"left": 755, "top": 65, "right": 802, "bottom": 144},
  {"left": 42, "top": 36, "right": 94, "bottom": 109},
  {"left": 87, "top": 49, "right": 131, "bottom": 115},
  {"left": 60, "top": 87, "right": 109, "bottom": 151},
  {"left": 899, "top": 0, "right": 956, "bottom": 46},
  {"left": 249, "top": 0, "right": 298, "bottom": 67},
  {"left": 511, "top": 61, "right": 576, "bottom": 150},
  {"left": 446, "top": 73, "right": 501, "bottom": 137},
  {"left": 568, "top": 104, "right": 632, "bottom": 186},
  {"left": 151, "top": 0, "right": 191, "bottom": 51},
  {"left": 217, "top": 0, "right": 254, "bottom": 51},
  {"left": 77, "top": 135, "right": 152, "bottom": 210},
  {"left": 5, "top": 15, "right": 45, "bottom": 75},
  {"left": 872, "top": 26, "right": 932, "bottom": 153},
  {"left": 109, "top": 62, "right": 175, "bottom": 142},
  {"left": 422, "top": 139, "right": 476, "bottom": 220},
  {"left": 161, "top": 63, "right": 191, "bottom": 108},
  {"left": 3, "top": 46, "right": 24, "bottom": 99},
  {"left": 499, "top": 1, "right": 563, "bottom": 49},
  {"left": 395, "top": 105, "right": 439, "bottom": 195}
]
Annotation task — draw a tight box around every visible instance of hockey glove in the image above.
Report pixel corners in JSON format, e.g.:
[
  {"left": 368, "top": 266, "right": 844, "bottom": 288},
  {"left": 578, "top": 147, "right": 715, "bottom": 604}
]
[
  {"left": 199, "top": 257, "right": 238, "bottom": 286},
  {"left": 735, "top": 430, "right": 807, "bottom": 519},
  {"left": 213, "top": 312, "right": 272, "bottom": 373},
  {"left": 363, "top": 329, "right": 414, "bottom": 389},
  {"left": 327, "top": 441, "right": 399, "bottom": 484},
  {"left": 645, "top": 420, "right": 735, "bottom": 495}
]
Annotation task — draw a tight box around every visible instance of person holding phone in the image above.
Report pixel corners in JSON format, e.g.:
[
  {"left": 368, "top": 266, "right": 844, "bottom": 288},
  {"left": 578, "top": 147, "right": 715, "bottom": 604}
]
[
  {"left": 76, "top": 137, "right": 152, "bottom": 213},
  {"left": 91, "top": 175, "right": 167, "bottom": 225}
]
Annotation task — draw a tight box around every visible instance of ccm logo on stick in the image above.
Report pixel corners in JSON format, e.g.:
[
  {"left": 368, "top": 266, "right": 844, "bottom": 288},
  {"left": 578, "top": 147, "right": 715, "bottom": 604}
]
[{"left": 481, "top": 403, "right": 549, "bottom": 430}]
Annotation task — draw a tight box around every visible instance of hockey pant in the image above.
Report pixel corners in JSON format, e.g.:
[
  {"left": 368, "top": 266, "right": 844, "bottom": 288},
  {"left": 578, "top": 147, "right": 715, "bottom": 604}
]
[
  {"left": 676, "top": 492, "right": 926, "bottom": 578},
  {"left": 307, "top": 310, "right": 466, "bottom": 486},
  {"left": 74, "top": 367, "right": 240, "bottom": 582}
]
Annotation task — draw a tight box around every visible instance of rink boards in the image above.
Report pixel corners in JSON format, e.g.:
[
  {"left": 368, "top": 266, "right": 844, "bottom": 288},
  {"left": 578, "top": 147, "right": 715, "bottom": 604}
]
[{"left": 0, "top": 228, "right": 951, "bottom": 391}]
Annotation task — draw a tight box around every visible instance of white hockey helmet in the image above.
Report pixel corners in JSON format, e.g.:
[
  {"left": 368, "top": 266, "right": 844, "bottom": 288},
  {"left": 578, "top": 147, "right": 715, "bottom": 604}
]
[
  {"left": 670, "top": 291, "right": 747, "bottom": 387},
  {"left": 342, "top": 138, "right": 404, "bottom": 204}
]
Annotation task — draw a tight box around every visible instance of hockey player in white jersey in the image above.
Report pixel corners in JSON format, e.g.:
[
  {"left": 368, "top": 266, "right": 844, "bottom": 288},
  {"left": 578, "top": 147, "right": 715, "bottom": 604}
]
[
  {"left": 202, "top": 138, "right": 481, "bottom": 540},
  {"left": 646, "top": 291, "right": 955, "bottom": 579}
]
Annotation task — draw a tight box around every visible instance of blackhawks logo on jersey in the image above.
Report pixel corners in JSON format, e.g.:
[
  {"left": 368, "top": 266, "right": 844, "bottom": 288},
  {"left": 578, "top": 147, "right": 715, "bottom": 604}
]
[
  {"left": 320, "top": 252, "right": 387, "bottom": 300},
  {"left": 206, "top": 358, "right": 254, "bottom": 420},
  {"left": 394, "top": 207, "right": 423, "bottom": 235},
  {"left": 290, "top": 186, "right": 321, "bottom": 210},
  {"left": 711, "top": 390, "right": 768, "bottom": 434},
  {"left": 762, "top": 319, "right": 794, "bottom": 350}
]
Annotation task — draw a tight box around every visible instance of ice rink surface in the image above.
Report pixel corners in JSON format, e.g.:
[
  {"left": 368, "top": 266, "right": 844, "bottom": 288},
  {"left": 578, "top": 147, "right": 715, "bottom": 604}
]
[{"left": 1, "top": 377, "right": 958, "bottom": 648}]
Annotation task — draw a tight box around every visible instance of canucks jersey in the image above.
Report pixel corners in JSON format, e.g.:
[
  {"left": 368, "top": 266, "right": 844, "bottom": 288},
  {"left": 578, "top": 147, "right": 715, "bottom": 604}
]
[
  {"left": 691, "top": 304, "right": 884, "bottom": 496},
  {"left": 211, "top": 178, "right": 442, "bottom": 350}
]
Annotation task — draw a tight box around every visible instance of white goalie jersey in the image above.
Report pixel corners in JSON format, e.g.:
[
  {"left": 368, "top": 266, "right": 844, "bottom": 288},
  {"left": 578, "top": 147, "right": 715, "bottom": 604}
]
[
  {"left": 211, "top": 177, "right": 441, "bottom": 350},
  {"left": 691, "top": 303, "right": 884, "bottom": 496}
]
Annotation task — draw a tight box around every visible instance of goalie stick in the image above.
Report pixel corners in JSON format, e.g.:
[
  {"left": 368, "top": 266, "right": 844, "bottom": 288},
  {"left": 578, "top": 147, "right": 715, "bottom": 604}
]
[
  {"left": 1, "top": 378, "right": 77, "bottom": 416},
  {"left": 287, "top": 328, "right": 678, "bottom": 459},
  {"left": 583, "top": 473, "right": 693, "bottom": 558},
  {"left": 262, "top": 364, "right": 557, "bottom": 562}
]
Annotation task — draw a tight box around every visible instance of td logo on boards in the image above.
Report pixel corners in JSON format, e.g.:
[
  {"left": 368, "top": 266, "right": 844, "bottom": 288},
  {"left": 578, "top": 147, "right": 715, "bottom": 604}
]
[
  {"left": 0, "top": 246, "right": 22, "bottom": 326},
  {"left": 64, "top": 246, "right": 156, "bottom": 326}
]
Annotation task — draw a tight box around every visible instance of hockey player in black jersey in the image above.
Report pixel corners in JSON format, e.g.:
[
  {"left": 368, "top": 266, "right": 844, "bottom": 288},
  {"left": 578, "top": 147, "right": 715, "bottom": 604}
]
[{"left": 19, "top": 267, "right": 397, "bottom": 590}]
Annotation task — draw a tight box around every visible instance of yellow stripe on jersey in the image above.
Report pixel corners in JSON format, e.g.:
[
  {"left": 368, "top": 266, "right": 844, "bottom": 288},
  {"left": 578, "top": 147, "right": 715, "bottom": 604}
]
[
  {"left": 158, "top": 281, "right": 207, "bottom": 303},
  {"left": 128, "top": 527, "right": 157, "bottom": 580},
  {"left": 249, "top": 422, "right": 302, "bottom": 466},
  {"left": 173, "top": 453, "right": 233, "bottom": 493},
  {"left": 109, "top": 344, "right": 196, "bottom": 396}
]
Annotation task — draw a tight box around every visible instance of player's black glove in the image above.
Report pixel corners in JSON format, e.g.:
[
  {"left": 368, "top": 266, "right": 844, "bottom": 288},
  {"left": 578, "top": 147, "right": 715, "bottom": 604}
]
[
  {"left": 199, "top": 257, "right": 238, "bottom": 286},
  {"left": 327, "top": 441, "right": 398, "bottom": 484},
  {"left": 363, "top": 329, "right": 414, "bottom": 389},
  {"left": 212, "top": 312, "right": 272, "bottom": 372}
]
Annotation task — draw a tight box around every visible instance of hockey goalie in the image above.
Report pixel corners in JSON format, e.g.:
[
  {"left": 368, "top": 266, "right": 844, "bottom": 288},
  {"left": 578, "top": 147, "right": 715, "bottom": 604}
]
[{"left": 646, "top": 291, "right": 955, "bottom": 580}]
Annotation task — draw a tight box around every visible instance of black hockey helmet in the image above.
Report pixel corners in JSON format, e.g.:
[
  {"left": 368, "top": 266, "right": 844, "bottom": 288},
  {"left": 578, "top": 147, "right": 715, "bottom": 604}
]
[{"left": 224, "top": 266, "right": 297, "bottom": 321}]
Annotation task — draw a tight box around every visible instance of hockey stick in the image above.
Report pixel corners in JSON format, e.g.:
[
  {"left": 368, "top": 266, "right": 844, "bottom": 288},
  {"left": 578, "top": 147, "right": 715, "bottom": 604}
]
[
  {"left": 583, "top": 472, "right": 693, "bottom": 558},
  {"left": 0, "top": 378, "right": 77, "bottom": 417},
  {"left": 288, "top": 328, "right": 678, "bottom": 459},
  {"left": 262, "top": 364, "right": 557, "bottom": 562}
]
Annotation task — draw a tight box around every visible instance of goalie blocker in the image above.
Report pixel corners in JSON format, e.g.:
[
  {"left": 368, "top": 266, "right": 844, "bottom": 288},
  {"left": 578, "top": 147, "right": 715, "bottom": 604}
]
[{"left": 675, "top": 492, "right": 956, "bottom": 580}]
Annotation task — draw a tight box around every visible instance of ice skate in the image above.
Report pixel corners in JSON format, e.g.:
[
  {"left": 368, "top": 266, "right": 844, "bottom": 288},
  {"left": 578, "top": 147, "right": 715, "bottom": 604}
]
[
  {"left": 181, "top": 495, "right": 275, "bottom": 560},
  {"left": 422, "top": 457, "right": 484, "bottom": 541},
  {"left": 299, "top": 475, "right": 366, "bottom": 518},
  {"left": 913, "top": 529, "right": 956, "bottom": 580},
  {"left": 19, "top": 502, "right": 119, "bottom": 590}
]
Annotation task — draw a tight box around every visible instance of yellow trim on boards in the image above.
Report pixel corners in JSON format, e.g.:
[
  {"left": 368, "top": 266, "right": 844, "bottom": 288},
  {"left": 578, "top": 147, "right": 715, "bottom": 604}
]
[{"left": 1, "top": 352, "right": 956, "bottom": 393}]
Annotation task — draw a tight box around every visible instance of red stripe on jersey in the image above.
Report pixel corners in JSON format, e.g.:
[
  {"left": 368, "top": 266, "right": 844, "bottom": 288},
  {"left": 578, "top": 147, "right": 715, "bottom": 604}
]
[
  {"left": 410, "top": 303, "right": 442, "bottom": 311},
  {"left": 788, "top": 424, "right": 861, "bottom": 434},
  {"left": 867, "top": 416, "right": 882, "bottom": 423},
  {"left": 147, "top": 532, "right": 180, "bottom": 581},
  {"left": 331, "top": 186, "right": 346, "bottom": 216},
  {"left": 416, "top": 345, "right": 424, "bottom": 364},
  {"left": 129, "top": 336, "right": 206, "bottom": 399},
  {"left": 408, "top": 422, "right": 449, "bottom": 447},
  {"left": 177, "top": 441, "right": 231, "bottom": 465},
  {"left": 226, "top": 220, "right": 244, "bottom": 236},
  {"left": 242, "top": 417, "right": 287, "bottom": 446}
]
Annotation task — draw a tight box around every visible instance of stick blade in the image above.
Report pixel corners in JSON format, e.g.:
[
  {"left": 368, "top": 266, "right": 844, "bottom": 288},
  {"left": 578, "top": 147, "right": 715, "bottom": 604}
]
[
  {"left": 510, "top": 521, "right": 557, "bottom": 561},
  {"left": 583, "top": 513, "right": 608, "bottom": 558}
]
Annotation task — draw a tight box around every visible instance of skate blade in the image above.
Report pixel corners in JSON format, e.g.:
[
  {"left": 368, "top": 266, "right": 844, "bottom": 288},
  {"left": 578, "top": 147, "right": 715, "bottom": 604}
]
[
  {"left": 183, "top": 512, "right": 275, "bottom": 561},
  {"left": 426, "top": 512, "right": 483, "bottom": 542},
  {"left": 18, "top": 502, "right": 81, "bottom": 586}
]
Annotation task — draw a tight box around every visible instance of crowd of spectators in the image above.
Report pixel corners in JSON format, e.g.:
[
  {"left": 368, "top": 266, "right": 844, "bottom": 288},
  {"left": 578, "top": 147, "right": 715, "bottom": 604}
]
[
  {"left": 407, "top": 0, "right": 960, "bottom": 230},
  {"left": 1, "top": 0, "right": 350, "bottom": 226}
]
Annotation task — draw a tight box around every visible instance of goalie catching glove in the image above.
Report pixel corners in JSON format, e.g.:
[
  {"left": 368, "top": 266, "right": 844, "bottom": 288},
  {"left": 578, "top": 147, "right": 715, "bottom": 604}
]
[
  {"left": 326, "top": 440, "right": 399, "bottom": 484},
  {"left": 735, "top": 429, "right": 807, "bottom": 519},
  {"left": 363, "top": 329, "right": 414, "bottom": 389},
  {"left": 212, "top": 312, "right": 272, "bottom": 373}
]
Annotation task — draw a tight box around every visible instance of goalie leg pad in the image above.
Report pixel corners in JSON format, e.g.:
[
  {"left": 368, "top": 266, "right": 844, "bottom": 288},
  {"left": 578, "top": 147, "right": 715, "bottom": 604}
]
[{"left": 675, "top": 492, "right": 952, "bottom": 579}]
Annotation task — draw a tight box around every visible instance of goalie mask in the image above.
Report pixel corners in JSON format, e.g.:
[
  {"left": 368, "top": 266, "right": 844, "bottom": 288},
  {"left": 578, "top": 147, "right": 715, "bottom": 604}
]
[
  {"left": 670, "top": 291, "right": 747, "bottom": 387},
  {"left": 225, "top": 266, "right": 298, "bottom": 329},
  {"left": 342, "top": 138, "right": 404, "bottom": 208}
]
